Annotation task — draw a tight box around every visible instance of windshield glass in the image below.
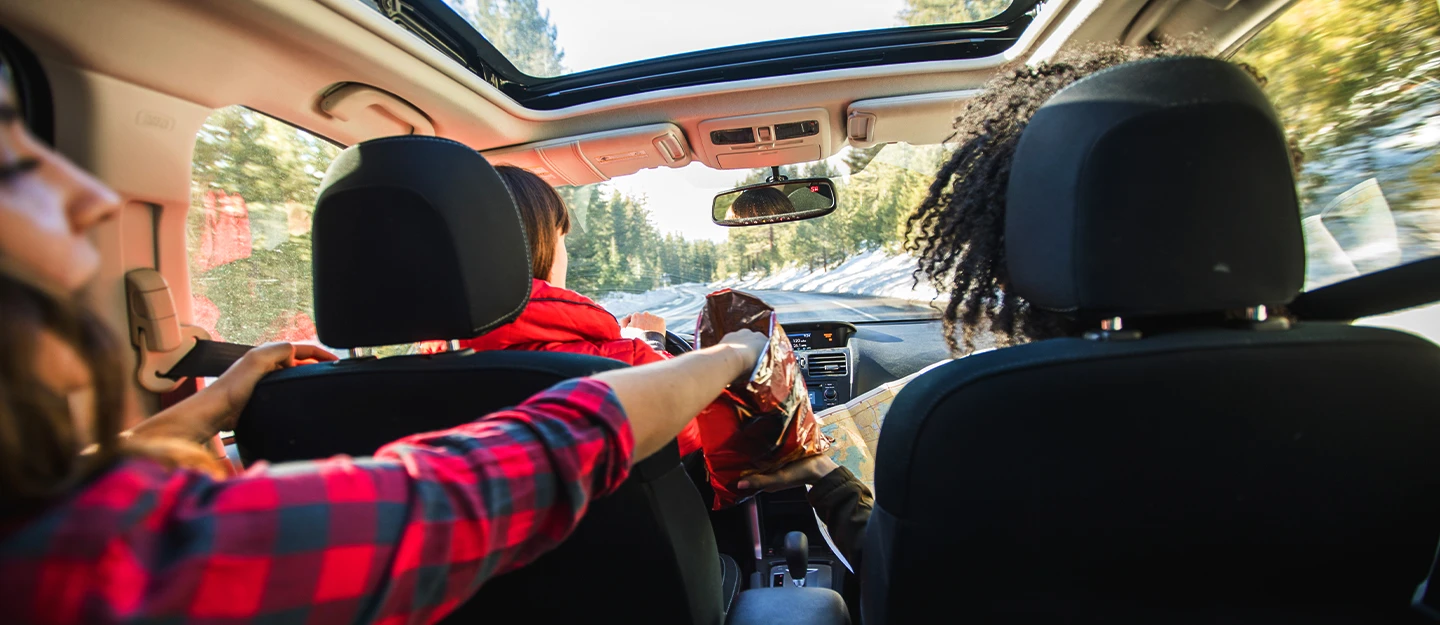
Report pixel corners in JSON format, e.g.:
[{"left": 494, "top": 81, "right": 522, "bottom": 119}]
[
  {"left": 550, "top": 144, "right": 944, "bottom": 332},
  {"left": 558, "top": 143, "right": 948, "bottom": 330},
  {"left": 439, "top": 0, "right": 1015, "bottom": 77}
]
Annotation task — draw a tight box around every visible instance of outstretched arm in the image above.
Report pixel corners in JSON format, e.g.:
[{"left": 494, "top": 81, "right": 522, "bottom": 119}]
[{"left": 595, "top": 328, "right": 765, "bottom": 461}]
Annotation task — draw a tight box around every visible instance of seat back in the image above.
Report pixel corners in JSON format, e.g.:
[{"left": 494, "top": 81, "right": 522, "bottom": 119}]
[
  {"left": 865, "top": 326, "right": 1440, "bottom": 623},
  {"left": 863, "top": 57, "right": 1440, "bottom": 623},
  {"left": 234, "top": 136, "right": 722, "bottom": 625}
]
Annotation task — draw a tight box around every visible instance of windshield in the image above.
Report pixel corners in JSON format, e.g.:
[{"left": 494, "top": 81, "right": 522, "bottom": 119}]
[
  {"left": 438, "top": 0, "right": 1015, "bottom": 78},
  {"left": 557, "top": 143, "right": 947, "bottom": 331}
]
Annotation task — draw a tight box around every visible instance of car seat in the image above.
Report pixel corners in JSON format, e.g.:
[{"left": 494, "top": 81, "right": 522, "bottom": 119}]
[
  {"left": 234, "top": 136, "right": 737, "bottom": 624},
  {"left": 862, "top": 57, "right": 1440, "bottom": 624}
]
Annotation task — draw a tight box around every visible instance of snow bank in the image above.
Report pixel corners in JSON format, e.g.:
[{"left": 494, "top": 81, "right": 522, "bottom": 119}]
[
  {"left": 724, "top": 250, "right": 942, "bottom": 301},
  {"left": 595, "top": 286, "right": 690, "bottom": 314}
]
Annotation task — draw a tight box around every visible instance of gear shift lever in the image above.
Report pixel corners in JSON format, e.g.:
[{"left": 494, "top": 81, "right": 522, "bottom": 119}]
[{"left": 784, "top": 531, "right": 809, "bottom": 587}]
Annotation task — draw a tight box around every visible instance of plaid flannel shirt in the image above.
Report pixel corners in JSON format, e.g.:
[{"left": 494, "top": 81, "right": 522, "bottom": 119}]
[{"left": 0, "top": 378, "right": 633, "bottom": 625}]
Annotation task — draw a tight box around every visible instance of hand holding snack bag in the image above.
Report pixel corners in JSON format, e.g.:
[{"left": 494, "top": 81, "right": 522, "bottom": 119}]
[{"left": 695, "top": 289, "right": 830, "bottom": 508}]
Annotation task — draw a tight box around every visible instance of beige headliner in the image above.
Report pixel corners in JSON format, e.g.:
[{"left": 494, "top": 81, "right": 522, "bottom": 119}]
[
  {"left": 0, "top": 0, "right": 1074, "bottom": 153},
  {"left": 0, "top": 0, "right": 1275, "bottom": 167},
  {"left": 0, "top": 0, "right": 1284, "bottom": 405}
]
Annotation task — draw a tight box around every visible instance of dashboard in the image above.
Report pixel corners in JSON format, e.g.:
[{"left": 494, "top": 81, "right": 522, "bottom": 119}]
[
  {"left": 785, "top": 321, "right": 858, "bottom": 412},
  {"left": 677, "top": 318, "right": 950, "bottom": 412},
  {"left": 785, "top": 318, "right": 953, "bottom": 412}
]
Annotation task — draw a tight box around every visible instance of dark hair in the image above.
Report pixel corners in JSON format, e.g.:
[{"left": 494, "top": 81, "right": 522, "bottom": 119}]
[
  {"left": 730, "top": 186, "right": 792, "bottom": 219},
  {"left": 0, "top": 269, "right": 225, "bottom": 516},
  {"left": 495, "top": 165, "right": 571, "bottom": 281},
  {"left": 905, "top": 42, "right": 1294, "bottom": 356},
  {"left": 0, "top": 270, "right": 125, "bottom": 512}
]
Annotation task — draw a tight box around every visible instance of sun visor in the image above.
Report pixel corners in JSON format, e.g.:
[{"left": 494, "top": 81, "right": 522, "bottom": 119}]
[
  {"left": 483, "top": 123, "right": 692, "bottom": 186},
  {"left": 846, "top": 90, "right": 978, "bottom": 148}
]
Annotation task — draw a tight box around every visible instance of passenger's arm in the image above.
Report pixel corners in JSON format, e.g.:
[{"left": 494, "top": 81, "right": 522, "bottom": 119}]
[
  {"left": 593, "top": 329, "right": 766, "bottom": 461},
  {"left": 122, "top": 378, "right": 631, "bottom": 623},
  {"left": 738, "top": 454, "right": 873, "bottom": 567},
  {"left": 115, "top": 332, "right": 764, "bottom": 623}
]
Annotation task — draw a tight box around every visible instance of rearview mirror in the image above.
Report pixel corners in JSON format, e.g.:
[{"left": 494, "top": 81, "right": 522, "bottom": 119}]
[{"left": 711, "top": 178, "right": 837, "bottom": 227}]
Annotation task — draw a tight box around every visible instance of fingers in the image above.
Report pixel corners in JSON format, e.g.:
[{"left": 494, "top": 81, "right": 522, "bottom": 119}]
[
  {"left": 736, "top": 468, "right": 800, "bottom": 493},
  {"left": 244, "top": 342, "right": 336, "bottom": 372},
  {"left": 720, "top": 329, "right": 769, "bottom": 362},
  {"left": 291, "top": 344, "right": 340, "bottom": 364},
  {"left": 244, "top": 342, "right": 296, "bottom": 369},
  {"left": 735, "top": 475, "right": 769, "bottom": 490}
]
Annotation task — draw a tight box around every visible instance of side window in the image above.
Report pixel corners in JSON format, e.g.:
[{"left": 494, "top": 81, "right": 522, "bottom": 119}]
[
  {"left": 187, "top": 107, "right": 340, "bottom": 351},
  {"left": 1234, "top": 0, "right": 1440, "bottom": 291}
]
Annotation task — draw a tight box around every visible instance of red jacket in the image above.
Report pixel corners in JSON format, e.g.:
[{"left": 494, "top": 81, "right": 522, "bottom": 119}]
[{"left": 460, "top": 279, "right": 704, "bottom": 456}]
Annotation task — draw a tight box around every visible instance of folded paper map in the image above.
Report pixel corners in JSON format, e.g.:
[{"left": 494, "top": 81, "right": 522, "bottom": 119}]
[{"left": 814, "top": 360, "right": 949, "bottom": 493}]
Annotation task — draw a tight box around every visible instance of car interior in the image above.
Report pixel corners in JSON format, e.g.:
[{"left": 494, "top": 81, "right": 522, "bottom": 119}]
[{"left": 2, "top": 0, "right": 1438, "bottom": 622}]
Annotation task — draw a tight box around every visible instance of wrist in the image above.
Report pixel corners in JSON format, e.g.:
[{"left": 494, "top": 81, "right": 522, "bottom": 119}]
[
  {"left": 722, "top": 343, "right": 759, "bottom": 378},
  {"left": 190, "top": 384, "right": 236, "bottom": 432},
  {"left": 807, "top": 455, "right": 839, "bottom": 483}
]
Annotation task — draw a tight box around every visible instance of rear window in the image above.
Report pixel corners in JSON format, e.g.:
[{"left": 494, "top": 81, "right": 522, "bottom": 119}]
[
  {"left": 187, "top": 107, "right": 448, "bottom": 357},
  {"left": 1234, "top": 0, "right": 1439, "bottom": 340},
  {"left": 1233, "top": 0, "right": 1440, "bottom": 291},
  {"left": 187, "top": 106, "right": 339, "bottom": 350}
]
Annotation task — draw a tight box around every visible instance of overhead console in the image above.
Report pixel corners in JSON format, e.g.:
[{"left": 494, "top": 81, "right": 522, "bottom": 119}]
[
  {"left": 697, "top": 108, "right": 833, "bottom": 170},
  {"left": 482, "top": 123, "right": 692, "bottom": 186},
  {"left": 845, "top": 89, "right": 977, "bottom": 148}
]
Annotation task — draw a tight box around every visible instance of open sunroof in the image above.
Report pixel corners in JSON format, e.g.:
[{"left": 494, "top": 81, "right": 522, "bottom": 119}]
[{"left": 371, "top": 0, "right": 1042, "bottom": 110}]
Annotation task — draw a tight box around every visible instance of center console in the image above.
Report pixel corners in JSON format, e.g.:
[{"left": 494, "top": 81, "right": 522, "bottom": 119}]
[{"left": 785, "top": 321, "right": 857, "bottom": 413}]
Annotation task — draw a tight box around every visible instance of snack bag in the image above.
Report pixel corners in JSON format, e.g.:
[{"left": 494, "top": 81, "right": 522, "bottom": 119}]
[{"left": 695, "top": 289, "right": 830, "bottom": 509}]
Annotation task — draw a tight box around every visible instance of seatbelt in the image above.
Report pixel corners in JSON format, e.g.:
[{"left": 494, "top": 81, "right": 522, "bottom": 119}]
[
  {"left": 1291, "top": 256, "right": 1440, "bottom": 321},
  {"left": 160, "top": 339, "right": 254, "bottom": 379},
  {"left": 1416, "top": 537, "right": 1440, "bottom": 620}
]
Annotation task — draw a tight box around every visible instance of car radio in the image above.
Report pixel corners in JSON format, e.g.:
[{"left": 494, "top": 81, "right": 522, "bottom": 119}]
[{"left": 786, "top": 322, "right": 856, "bottom": 412}]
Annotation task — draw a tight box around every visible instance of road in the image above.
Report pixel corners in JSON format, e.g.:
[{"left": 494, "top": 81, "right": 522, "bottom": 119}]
[{"left": 606, "top": 285, "right": 942, "bottom": 332}]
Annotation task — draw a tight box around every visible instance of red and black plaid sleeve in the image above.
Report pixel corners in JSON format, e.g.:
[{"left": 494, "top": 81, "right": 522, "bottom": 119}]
[{"left": 0, "top": 377, "right": 633, "bottom": 625}]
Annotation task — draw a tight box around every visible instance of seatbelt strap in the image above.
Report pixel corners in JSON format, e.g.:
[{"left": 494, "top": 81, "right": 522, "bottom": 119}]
[
  {"left": 1415, "top": 537, "right": 1440, "bottom": 620},
  {"left": 160, "top": 339, "right": 253, "bottom": 379}
]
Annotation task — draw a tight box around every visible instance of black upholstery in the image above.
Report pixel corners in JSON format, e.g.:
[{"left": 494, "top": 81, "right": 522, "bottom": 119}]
[
  {"left": 235, "top": 350, "right": 627, "bottom": 462},
  {"left": 235, "top": 135, "right": 727, "bottom": 625},
  {"left": 863, "top": 57, "right": 1440, "bottom": 624},
  {"left": 466, "top": 440, "right": 725, "bottom": 625},
  {"left": 727, "top": 587, "right": 850, "bottom": 625},
  {"left": 864, "top": 325, "right": 1440, "bottom": 623},
  {"left": 1006, "top": 57, "right": 1304, "bottom": 318},
  {"left": 312, "top": 136, "right": 531, "bottom": 348}
]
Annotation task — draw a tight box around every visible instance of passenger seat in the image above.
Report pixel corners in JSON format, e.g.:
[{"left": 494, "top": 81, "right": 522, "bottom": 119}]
[
  {"left": 863, "top": 57, "right": 1440, "bottom": 624},
  {"left": 234, "top": 136, "right": 737, "bottom": 624}
]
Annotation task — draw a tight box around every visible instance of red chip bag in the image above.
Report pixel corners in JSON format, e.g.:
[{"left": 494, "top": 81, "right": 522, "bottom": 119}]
[{"left": 695, "top": 289, "right": 829, "bottom": 509}]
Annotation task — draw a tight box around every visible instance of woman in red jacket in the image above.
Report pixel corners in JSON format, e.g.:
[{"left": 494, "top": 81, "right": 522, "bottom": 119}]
[{"left": 460, "top": 165, "right": 709, "bottom": 457}]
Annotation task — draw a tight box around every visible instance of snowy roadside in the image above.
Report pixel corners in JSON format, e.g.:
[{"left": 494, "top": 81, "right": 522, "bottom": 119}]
[
  {"left": 597, "top": 249, "right": 943, "bottom": 316},
  {"left": 594, "top": 286, "right": 693, "bottom": 315},
  {"left": 722, "top": 249, "right": 942, "bottom": 302}
]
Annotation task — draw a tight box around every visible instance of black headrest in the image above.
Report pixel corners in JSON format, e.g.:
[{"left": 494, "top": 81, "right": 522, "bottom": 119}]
[
  {"left": 313, "top": 136, "right": 532, "bottom": 348},
  {"left": 1006, "top": 56, "right": 1304, "bottom": 319}
]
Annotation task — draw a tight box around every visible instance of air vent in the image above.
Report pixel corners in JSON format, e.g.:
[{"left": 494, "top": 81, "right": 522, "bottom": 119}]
[{"left": 807, "top": 352, "right": 848, "bottom": 377}]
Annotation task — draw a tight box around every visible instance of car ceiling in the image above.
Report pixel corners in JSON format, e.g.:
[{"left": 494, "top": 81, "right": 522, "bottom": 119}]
[
  {"left": 0, "top": 0, "right": 1288, "bottom": 160},
  {"left": 0, "top": 0, "right": 1292, "bottom": 409}
]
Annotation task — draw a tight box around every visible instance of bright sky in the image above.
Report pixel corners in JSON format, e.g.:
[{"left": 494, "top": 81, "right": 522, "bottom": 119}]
[
  {"left": 539, "top": 0, "right": 912, "bottom": 74},
  {"left": 536, "top": 0, "right": 914, "bottom": 241}
]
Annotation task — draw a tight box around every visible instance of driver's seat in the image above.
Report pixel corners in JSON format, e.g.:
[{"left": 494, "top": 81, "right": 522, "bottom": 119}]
[{"left": 235, "top": 136, "right": 735, "bottom": 624}]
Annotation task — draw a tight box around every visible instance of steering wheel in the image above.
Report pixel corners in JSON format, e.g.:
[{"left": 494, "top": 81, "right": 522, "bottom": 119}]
[{"left": 665, "top": 330, "right": 694, "bottom": 356}]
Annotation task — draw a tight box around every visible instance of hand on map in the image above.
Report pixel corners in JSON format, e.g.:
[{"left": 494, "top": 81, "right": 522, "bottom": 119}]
[{"left": 737, "top": 454, "right": 839, "bottom": 492}]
